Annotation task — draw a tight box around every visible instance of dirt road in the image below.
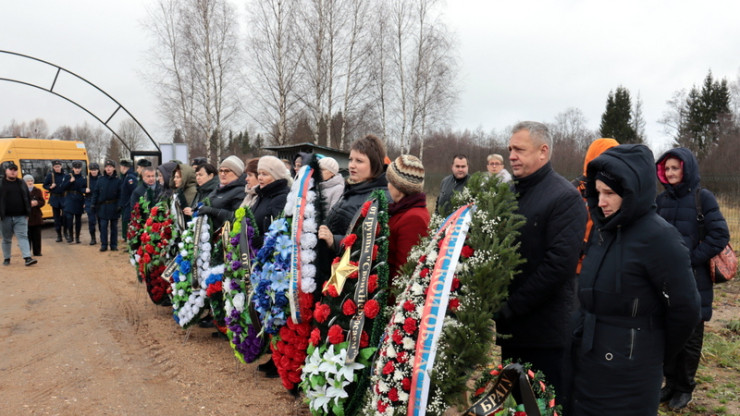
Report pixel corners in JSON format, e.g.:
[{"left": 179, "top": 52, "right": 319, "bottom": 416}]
[{"left": 0, "top": 225, "right": 305, "bottom": 415}]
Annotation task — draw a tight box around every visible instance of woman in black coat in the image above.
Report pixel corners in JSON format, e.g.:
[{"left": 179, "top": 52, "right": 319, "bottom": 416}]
[
  {"left": 197, "top": 156, "right": 246, "bottom": 235},
  {"left": 566, "top": 144, "right": 701, "bottom": 416},
  {"left": 318, "top": 134, "right": 390, "bottom": 254},
  {"left": 251, "top": 156, "right": 291, "bottom": 246},
  {"left": 655, "top": 147, "right": 730, "bottom": 410}
]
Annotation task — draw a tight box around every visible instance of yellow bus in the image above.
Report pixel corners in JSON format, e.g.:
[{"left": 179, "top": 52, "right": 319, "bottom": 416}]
[{"left": 0, "top": 138, "right": 90, "bottom": 219}]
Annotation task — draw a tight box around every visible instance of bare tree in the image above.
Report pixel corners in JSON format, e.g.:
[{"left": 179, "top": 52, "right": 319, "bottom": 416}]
[
  {"left": 658, "top": 89, "right": 688, "bottom": 140},
  {"left": 72, "top": 122, "right": 108, "bottom": 162},
  {"left": 145, "top": 0, "right": 242, "bottom": 162},
  {"left": 0, "top": 118, "right": 49, "bottom": 138},
  {"left": 244, "top": 0, "right": 303, "bottom": 146}
]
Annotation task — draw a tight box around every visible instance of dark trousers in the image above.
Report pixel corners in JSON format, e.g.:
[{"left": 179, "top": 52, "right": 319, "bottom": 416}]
[
  {"left": 85, "top": 201, "right": 98, "bottom": 235},
  {"left": 664, "top": 321, "right": 704, "bottom": 393},
  {"left": 65, "top": 213, "right": 82, "bottom": 237},
  {"left": 121, "top": 204, "right": 131, "bottom": 241},
  {"left": 52, "top": 206, "right": 65, "bottom": 233},
  {"left": 28, "top": 224, "right": 43, "bottom": 256},
  {"left": 501, "top": 345, "right": 566, "bottom": 401},
  {"left": 98, "top": 217, "right": 118, "bottom": 249}
]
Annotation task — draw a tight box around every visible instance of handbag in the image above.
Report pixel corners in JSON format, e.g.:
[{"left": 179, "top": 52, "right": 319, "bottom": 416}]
[{"left": 695, "top": 188, "right": 737, "bottom": 283}]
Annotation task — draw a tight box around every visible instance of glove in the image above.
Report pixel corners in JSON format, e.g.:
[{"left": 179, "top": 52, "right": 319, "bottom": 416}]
[{"left": 198, "top": 206, "right": 214, "bottom": 216}]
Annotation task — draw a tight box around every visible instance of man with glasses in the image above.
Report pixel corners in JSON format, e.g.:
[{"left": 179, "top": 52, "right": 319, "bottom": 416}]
[
  {"left": 486, "top": 153, "right": 512, "bottom": 184},
  {"left": 1, "top": 161, "right": 37, "bottom": 266},
  {"left": 197, "top": 156, "right": 246, "bottom": 234}
]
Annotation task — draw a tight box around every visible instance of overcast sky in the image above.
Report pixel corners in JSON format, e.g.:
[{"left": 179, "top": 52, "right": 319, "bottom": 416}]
[{"left": 2, "top": 0, "right": 740, "bottom": 154}]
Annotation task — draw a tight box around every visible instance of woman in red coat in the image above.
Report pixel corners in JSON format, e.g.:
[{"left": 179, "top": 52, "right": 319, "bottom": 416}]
[{"left": 386, "top": 155, "right": 430, "bottom": 282}]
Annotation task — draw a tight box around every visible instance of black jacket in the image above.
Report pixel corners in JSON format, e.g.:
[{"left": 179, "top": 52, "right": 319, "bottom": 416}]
[
  {"left": 656, "top": 147, "right": 729, "bottom": 321},
  {"left": 495, "top": 162, "right": 586, "bottom": 349},
  {"left": 130, "top": 182, "right": 162, "bottom": 209},
  {"left": 435, "top": 174, "right": 469, "bottom": 216},
  {"left": 198, "top": 175, "right": 247, "bottom": 233},
  {"left": 92, "top": 172, "right": 121, "bottom": 220},
  {"left": 252, "top": 179, "right": 289, "bottom": 243},
  {"left": 43, "top": 170, "right": 66, "bottom": 209},
  {"left": 192, "top": 175, "right": 220, "bottom": 208},
  {"left": 568, "top": 145, "right": 701, "bottom": 415},
  {"left": 0, "top": 178, "right": 31, "bottom": 220},
  {"left": 119, "top": 169, "right": 138, "bottom": 210},
  {"left": 325, "top": 174, "right": 390, "bottom": 251},
  {"left": 60, "top": 173, "right": 86, "bottom": 215}
]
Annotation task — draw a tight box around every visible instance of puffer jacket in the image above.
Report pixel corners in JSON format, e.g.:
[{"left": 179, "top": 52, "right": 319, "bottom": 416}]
[
  {"left": 198, "top": 175, "right": 246, "bottom": 233},
  {"left": 251, "top": 179, "right": 290, "bottom": 246},
  {"left": 325, "top": 174, "right": 390, "bottom": 252},
  {"left": 319, "top": 173, "right": 345, "bottom": 214},
  {"left": 656, "top": 147, "right": 729, "bottom": 321},
  {"left": 568, "top": 144, "right": 701, "bottom": 415}
]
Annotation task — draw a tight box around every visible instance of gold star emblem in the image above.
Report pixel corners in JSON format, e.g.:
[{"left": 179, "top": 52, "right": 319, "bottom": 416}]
[{"left": 324, "top": 247, "right": 357, "bottom": 294}]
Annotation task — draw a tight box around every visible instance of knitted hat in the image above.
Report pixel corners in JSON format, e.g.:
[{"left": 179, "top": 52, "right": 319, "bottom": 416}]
[
  {"left": 318, "top": 157, "right": 339, "bottom": 176},
  {"left": 595, "top": 170, "right": 623, "bottom": 197},
  {"left": 387, "top": 155, "right": 425, "bottom": 195},
  {"left": 220, "top": 155, "right": 245, "bottom": 176},
  {"left": 258, "top": 155, "right": 291, "bottom": 181}
]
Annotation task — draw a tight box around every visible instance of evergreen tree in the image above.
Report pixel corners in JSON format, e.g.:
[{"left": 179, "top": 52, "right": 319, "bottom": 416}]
[
  {"left": 599, "top": 86, "right": 640, "bottom": 143},
  {"left": 676, "top": 71, "right": 732, "bottom": 160}
]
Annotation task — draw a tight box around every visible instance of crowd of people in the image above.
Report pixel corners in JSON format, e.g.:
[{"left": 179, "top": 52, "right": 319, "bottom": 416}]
[{"left": 0, "top": 122, "right": 732, "bottom": 414}]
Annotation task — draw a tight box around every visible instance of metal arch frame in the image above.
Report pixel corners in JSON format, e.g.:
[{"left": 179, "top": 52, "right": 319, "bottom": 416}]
[{"left": 0, "top": 50, "right": 160, "bottom": 155}]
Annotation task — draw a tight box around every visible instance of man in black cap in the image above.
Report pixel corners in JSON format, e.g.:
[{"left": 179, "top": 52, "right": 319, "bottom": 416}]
[
  {"left": 92, "top": 160, "right": 121, "bottom": 251},
  {"left": 118, "top": 159, "right": 137, "bottom": 243},
  {"left": 1, "top": 161, "right": 37, "bottom": 266},
  {"left": 135, "top": 158, "right": 152, "bottom": 185},
  {"left": 43, "top": 159, "right": 67, "bottom": 242},
  {"left": 60, "top": 161, "right": 87, "bottom": 243},
  {"left": 85, "top": 162, "right": 101, "bottom": 245}
]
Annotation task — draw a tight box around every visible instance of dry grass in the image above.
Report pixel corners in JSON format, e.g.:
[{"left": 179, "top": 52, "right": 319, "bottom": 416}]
[{"left": 717, "top": 194, "right": 740, "bottom": 250}]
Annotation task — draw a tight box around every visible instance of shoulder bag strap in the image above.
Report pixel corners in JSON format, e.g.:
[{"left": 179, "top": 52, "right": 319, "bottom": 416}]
[{"left": 694, "top": 186, "right": 706, "bottom": 242}]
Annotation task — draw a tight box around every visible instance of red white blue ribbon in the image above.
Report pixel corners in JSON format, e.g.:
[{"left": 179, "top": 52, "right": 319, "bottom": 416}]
[
  {"left": 407, "top": 204, "right": 474, "bottom": 416},
  {"left": 288, "top": 166, "right": 313, "bottom": 323}
]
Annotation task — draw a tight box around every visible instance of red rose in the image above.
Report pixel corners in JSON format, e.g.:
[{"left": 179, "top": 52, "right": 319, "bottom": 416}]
[
  {"left": 327, "top": 324, "right": 344, "bottom": 344},
  {"left": 403, "top": 300, "right": 415, "bottom": 312},
  {"left": 382, "top": 360, "right": 395, "bottom": 375},
  {"left": 420, "top": 267, "right": 430, "bottom": 278},
  {"left": 448, "top": 298, "right": 460, "bottom": 312},
  {"left": 332, "top": 256, "right": 340, "bottom": 265},
  {"left": 419, "top": 255, "right": 426, "bottom": 264},
  {"left": 372, "top": 244, "right": 378, "bottom": 260},
  {"left": 152, "top": 222, "right": 162, "bottom": 233},
  {"left": 341, "top": 233, "right": 358, "bottom": 248},
  {"left": 388, "top": 387, "right": 399, "bottom": 402},
  {"left": 142, "top": 253, "right": 151, "bottom": 264},
  {"left": 402, "top": 377, "right": 412, "bottom": 392},
  {"left": 392, "top": 329, "right": 403, "bottom": 344},
  {"left": 342, "top": 299, "right": 357, "bottom": 315},
  {"left": 347, "top": 270, "right": 359, "bottom": 279},
  {"left": 313, "top": 303, "right": 331, "bottom": 323},
  {"left": 403, "top": 317, "right": 417, "bottom": 334},
  {"left": 361, "top": 201, "right": 372, "bottom": 217},
  {"left": 368, "top": 274, "right": 378, "bottom": 292},
  {"left": 451, "top": 277, "right": 461, "bottom": 291},
  {"left": 145, "top": 218, "right": 153, "bottom": 226},
  {"left": 145, "top": 244, "right": 155, "bottom": 254},
  {"left": 309, "top": 328, "right": 321, "bottom": 346},
  {"left": 151, "top": 206, "right": 159, "bottom": 216},
  {"left": 282, "top": 378, "right": 295, "bottom": 390},
  {"left": 461, "top": 245, "right": 474, "bottom": 258},
  {"left": 364, "top": 299, "right": 380, "bottom": 319},
  {"left": 377, "top": 400, "right": 388, "bottom": 413},
  {"left": 360, "top": 331, "right": 369, "bottom": 347},
  {"left": 396, "top": 351, "right": 407, "bottom": 363}
]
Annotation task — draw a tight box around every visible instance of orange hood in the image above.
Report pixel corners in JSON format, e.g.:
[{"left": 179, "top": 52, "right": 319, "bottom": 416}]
[{"left": 583, "top": 138, "right": 619, "bottom": 176}]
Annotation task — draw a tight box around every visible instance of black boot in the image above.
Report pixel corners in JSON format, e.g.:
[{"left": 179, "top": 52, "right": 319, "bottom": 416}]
[
  {"left": 66, "top": 229, "right": 73, "bottom": 243},
  {"left": 75, "top": 231, "right": 81, "bottom": 244},
  {"left": 56, "top": 230, "right": 63, "bottom": 242},
  {"left": 89, "top": 232, "right": 97, "bottom": 245}
]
